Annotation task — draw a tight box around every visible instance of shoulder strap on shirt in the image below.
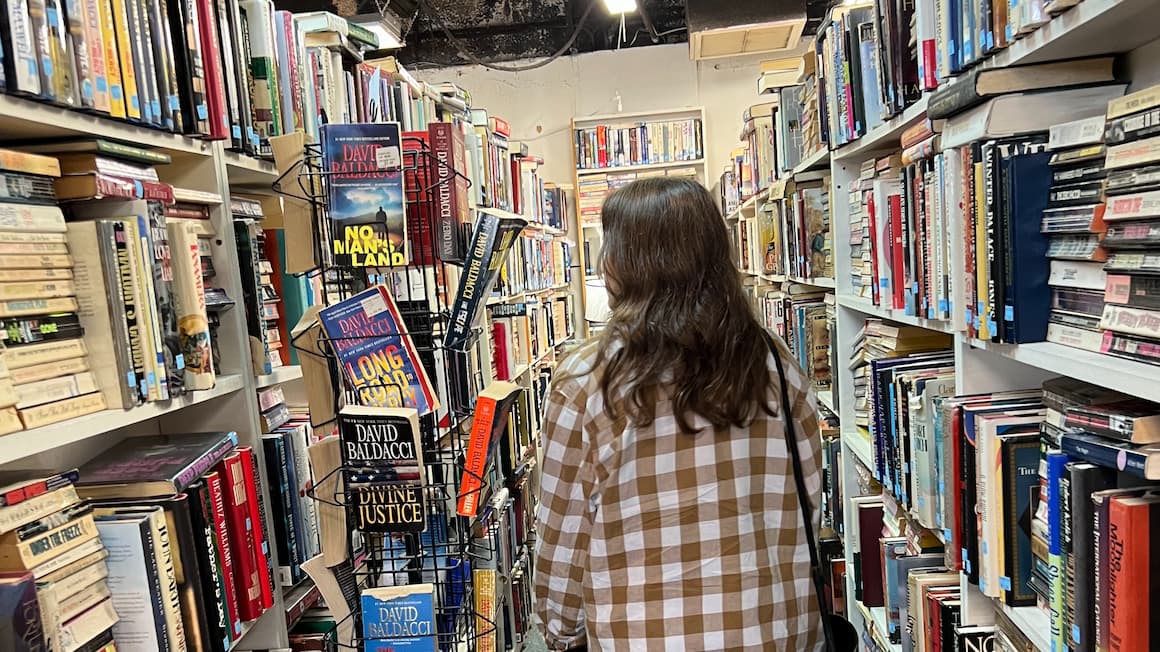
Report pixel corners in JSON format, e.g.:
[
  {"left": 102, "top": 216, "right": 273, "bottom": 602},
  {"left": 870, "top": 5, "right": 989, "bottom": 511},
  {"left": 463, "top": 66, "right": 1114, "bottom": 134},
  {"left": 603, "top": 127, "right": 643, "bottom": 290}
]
[{"left": 764, "top": 331, "right": 839, "bottom": 652}]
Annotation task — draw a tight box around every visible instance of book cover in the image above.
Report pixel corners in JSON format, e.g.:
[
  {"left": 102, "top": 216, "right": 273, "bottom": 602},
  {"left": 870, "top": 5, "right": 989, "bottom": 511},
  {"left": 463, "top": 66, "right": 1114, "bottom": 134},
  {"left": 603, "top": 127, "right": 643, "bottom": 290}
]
[
  {"left": 1068, "top": 462, "right": 1118, "bottom": 652},
  {"left": 998, "top": 433, "right": 1040, "bottom": 607},
  {"left": 167, "top": 220, "right": 215, "bottom": 390},
  {"left": 0, "top": 571, "right": 44, "bottom": 651},
  {"left": 205, "top": 471, "right": 241, "bottom": 640},
  {"left": 1106, "top": 493, "right": 1160, "bottom": 651},
  {"left": 237, "top": 447, "right": 274, "bottom": 611},
  {"left": 338, "top": 405, "right": 422, "bottom": 474},
  {"left": 457, "top": 381, "right": 522, "bottom": 518},
  {"left": 444, "top": 209, "right": 528, "bottom": 351},
  {"left": 94, "top": 512, "right": 167, "bottom": 650},
  {"left": 322, "top": 122, "right": 408, "bottom": 268},
  {"left": 76, "top": 431, "right": 238, "bottom": 498},
  {"left": 186, "top": 481, "right": 231, "bottom": 652},
  {"left": 361, "top": 583, "right": 436, "bottom": 652},
  {"left": 318, "top": 285, "right": 438, "bottom": 416}
]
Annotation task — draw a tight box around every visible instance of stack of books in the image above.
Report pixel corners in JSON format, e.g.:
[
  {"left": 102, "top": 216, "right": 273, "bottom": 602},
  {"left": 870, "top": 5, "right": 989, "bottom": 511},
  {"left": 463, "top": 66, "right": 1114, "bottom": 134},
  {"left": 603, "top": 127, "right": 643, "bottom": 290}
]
[
  {"left": 573, "top": 117, "right": 704, "bottom": 170},
  {"left": 1099, "top": 84, "right": 1160, "bottom": 363},
  {"left": 847, "top": 156, "right": 899, "bottom": 302},
  {"left": 794, "top": 50, "right": 825, "bottom": 158},
  {"left": 235, "top": 207, "right": 285, "bottom": 376},
  {"left": 1043, "top": 115, "right": 1111, "bottom": 352},
  {"left": 757, "top": 285, "right": 831, "bottom": 392},
  {"left": 0, "top": 149, "right": 108, "bottom": 433},
  {"left": 263, "top": 404, "right": 320, "bottom": 587},
  {"left": 77, "top": 431, "right": 273, "bottom": 651},
  {"left": 0, "top": 470, "right": 116, "bottom": 651},
  {"left": 773, "top": 85, "right": 804, "bottom": 174},
  {"left": 740, "top": 103, "right": 778, "bottom": 194}
]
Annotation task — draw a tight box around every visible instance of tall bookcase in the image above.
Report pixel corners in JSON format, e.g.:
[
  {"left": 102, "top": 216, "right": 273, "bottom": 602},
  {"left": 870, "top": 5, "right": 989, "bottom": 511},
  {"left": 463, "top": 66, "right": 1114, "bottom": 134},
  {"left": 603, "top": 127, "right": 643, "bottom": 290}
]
[
  {"left": 570, "top": 107, "right": 709, "bottom": 335},
  {"left": 805, "top": 4, "right": 1160, "bottom": 650}
]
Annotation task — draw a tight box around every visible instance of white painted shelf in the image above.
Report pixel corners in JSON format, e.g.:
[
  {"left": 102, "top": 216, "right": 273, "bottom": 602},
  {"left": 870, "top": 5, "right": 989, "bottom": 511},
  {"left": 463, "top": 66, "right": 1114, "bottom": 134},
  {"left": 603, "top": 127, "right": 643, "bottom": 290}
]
[
  {"left": 256, "top": 365, "right": 304, "bottom": 388},
  {"left": 0, "top": 95, "right": 212, "bottom": 157},
  {"left": 838, "top": 295, "right": 957, "bottom": 334},
  {"left": 997, "top": 601, "right": 1050, "bottom": 652},
  {"left": 844, "top": 429, "right": 874, "bottom": 471},
  {"left": 789, "top": 275, "right": 836, "bottom": 289},
  {"left": 793, "top": 147, "right": 831, "bottom": 176},
  {"left": 576, "top": 158, "right": 707, "bottom": 176},
  {"left": 224, "top": 150, "right": 279, "bottom": 187},
  {"left": 968, "top": 339, "right": 1160, "bottom": 404},
  {"left": 817, "top": 390, "right": 835, "bottom": 413},
  {"left": 832, "top": 97, "right": 930, "bottom": 162},
  {"left": 0, "top": 375, "right": 246, "bottom": 466}
]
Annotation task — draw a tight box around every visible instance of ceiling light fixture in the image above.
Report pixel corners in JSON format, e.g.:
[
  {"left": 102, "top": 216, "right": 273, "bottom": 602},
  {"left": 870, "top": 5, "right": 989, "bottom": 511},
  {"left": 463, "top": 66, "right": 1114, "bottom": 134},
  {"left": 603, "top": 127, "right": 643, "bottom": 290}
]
[{"left": 603, "top": 0, "right": 637, "bottom": 14}]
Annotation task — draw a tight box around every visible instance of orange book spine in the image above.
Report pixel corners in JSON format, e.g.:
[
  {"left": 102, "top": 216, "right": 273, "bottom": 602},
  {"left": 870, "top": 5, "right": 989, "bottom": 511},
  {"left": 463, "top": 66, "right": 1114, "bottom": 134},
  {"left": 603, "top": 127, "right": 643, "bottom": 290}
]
[
  {"left": 1108, "top": 496, "right": 1148, "bottom": 652},
  {"left": 456, "top": 396, "right": 497, "bottom": 517}
]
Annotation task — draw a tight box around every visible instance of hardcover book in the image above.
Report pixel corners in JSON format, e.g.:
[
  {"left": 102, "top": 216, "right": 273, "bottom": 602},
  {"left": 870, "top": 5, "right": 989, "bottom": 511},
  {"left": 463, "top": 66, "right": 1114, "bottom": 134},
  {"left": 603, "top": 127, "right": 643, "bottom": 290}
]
[
  {"left": 338, "top": 405, "right": 422, "bottom": 477},
  {"left": 322, "top": 122, "right": 408, "bottom": 268},
  {"left": 444, "top": 209, "right": 528, "bottom": 351},
  {"left": 318, "top": 285, "right": 438, "bottom": 416},
  {"left": 361, "top": 583, "right": 436, "bottom": 652},
  {"left": 76, "top": 431, "right": 238, "bottom": 498},
  {"left": 0, "top": 571, "right": 44, "bottom": 652}
]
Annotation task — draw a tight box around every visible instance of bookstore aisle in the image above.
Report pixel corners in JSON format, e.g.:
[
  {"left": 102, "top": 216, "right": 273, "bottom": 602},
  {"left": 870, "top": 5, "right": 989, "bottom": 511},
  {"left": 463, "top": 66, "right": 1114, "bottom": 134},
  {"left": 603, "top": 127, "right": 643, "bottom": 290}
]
[{"left": 2, "top": 0, "right": 1160, "bottom": 651}]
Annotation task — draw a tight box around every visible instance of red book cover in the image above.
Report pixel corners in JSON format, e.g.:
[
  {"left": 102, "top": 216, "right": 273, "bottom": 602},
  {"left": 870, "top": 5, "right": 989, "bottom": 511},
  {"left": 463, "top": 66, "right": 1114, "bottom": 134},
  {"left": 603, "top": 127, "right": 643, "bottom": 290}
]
[
  {"left": 510, "top": 156, "right": 522, "bottom": 215},
  {"left": 428, "top": 122, "right": 469, "bottom": 263},
  {"left": 217, "top": 453, "right": 261, "bottom": 621},
  {"left": 403, "top": 131, "right": 438, "bottom": 266},
  {"left": 921, "top": 42, "right": 938, "bottom": 90},
  {"left": 948, "top": 409, "right": 963, "bottom": 573},
  {"left": 489, "top": 116, "right": 510, "bottom": 138},
  {"left": 206, "top": 471, "right": 242, "bottom": 638},
  {"left": 889, "top": 192, "right": 905, "bottom": 310},
  {"left": 276, "top": 11, "right": 304, "bottom": 133},
  {"left": 238, "top": 446, "right": 274, "bottom": 611},
  {"left": 597, "top": 126, "right": 607, "bottom": 168},
  {"left": 492, "top": 321, "right": 509, "bottom": 381},
  {"left": 1107, "top": 494, "right": 1160, "bottom": 652},
  {"left": 194, "top": 0, "right": 229, "bottom": 139},
  {"left": 457, "top": 382, "right": 522, "bottom": 517}
]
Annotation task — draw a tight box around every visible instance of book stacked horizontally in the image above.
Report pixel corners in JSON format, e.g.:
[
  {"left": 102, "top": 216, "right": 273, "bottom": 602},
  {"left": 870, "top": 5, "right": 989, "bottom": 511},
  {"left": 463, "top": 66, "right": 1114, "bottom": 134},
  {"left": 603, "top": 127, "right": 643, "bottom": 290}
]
[
  {"left": 1097, "top": 84, "right": 1160, "bottom": 364},
  {"left": 1042, "top": 115, "right": 1112, "bottom": 353},
  {"left": 0, "top": 148, "right": 108, "bottom": 434},
  {"left": 0, "top": 470, "right": 116, "bottom": 651},
  {"left": 77, "top": 431, "right": 274, "bottom": 651},
  {"left": 52, "top": 141, "right": 218, "bottom": 411}
]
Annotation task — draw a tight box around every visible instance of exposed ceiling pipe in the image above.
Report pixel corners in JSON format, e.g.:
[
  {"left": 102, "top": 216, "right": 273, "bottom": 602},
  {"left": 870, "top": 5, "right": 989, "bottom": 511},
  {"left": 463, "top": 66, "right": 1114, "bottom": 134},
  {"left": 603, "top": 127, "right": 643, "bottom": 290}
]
[{"left": 636, "top": 1, "right": 660, "bottom": 42}]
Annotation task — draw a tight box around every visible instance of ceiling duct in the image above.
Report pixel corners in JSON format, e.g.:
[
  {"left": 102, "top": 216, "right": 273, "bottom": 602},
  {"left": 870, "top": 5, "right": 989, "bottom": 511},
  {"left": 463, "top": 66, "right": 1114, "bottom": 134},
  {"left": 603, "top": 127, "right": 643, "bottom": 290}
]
[{"left": 685, "top": 0, "right": 807, "bottom": 61}]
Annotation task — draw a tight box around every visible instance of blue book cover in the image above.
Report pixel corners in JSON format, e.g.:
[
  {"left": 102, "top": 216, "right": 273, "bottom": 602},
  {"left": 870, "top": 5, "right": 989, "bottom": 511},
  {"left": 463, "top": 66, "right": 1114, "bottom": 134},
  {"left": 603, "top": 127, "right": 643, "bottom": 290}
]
[
  {"left": 362, "top": 583, "right": 437, "bottom": 652},
  {"left": 1006, "top": 151, "right": 1053, "bottom": 343},
  {"left": 319, "top": 285, "right": 438, "bottom": 416},
  {"left": 322, "top": 122, "right": 408, "bottom": 267}
]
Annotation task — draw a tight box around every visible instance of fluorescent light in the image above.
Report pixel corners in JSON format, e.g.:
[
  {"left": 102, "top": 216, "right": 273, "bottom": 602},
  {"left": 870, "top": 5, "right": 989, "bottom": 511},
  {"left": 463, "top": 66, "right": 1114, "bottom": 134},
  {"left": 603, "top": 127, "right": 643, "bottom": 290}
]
[{"left": 603, "top": 0, "right": 637, "bottom": 14}]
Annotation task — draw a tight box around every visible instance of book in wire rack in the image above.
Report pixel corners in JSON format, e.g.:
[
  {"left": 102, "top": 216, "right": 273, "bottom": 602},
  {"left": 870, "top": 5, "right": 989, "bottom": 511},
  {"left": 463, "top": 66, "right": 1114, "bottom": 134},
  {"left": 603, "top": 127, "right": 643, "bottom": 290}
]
[{"left": 322, "top": 122, "right": 408, "bottom": 268}]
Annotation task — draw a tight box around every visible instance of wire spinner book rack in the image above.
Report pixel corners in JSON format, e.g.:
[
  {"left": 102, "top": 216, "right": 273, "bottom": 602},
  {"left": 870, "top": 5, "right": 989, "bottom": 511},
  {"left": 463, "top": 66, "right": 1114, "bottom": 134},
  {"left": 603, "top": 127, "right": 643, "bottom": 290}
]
[{"left": 278, "top": 135, "right": 512, "bottom": 652}]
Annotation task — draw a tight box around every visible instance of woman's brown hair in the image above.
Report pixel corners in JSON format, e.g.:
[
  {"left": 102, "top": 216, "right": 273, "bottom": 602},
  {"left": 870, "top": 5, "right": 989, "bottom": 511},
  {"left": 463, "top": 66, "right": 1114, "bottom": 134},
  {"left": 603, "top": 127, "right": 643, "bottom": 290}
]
[{"left": 588, "top": 176, "right": 776, "bottom": 434}]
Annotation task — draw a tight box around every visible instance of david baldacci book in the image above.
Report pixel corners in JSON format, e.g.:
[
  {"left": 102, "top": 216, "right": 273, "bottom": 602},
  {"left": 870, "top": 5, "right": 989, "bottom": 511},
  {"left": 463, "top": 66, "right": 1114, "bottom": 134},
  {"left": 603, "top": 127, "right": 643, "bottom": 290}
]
[
  {"left": 322, "top": 122, "right": 408, "bottom": 268},
  {"left": 319, "top": 285, "right": 438, "bottom": 416},
  {"left": 457, "top": 381, "right": 523, "bottom": 517},
  {"left": 444, "top": 209, "right": 527, "bottom": 351},
  {"left": 361, "top": 583, "right": 436, "bottom": 652},
  {"left": 338, "top": 405, "right": 422, "bottom": 478}
]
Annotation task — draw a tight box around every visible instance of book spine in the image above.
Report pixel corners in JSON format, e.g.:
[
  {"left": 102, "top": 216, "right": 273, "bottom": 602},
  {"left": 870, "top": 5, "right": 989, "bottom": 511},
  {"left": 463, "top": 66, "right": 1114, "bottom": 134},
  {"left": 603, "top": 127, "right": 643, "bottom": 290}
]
[
  {"left": 237, "top": 446, "right": 274, "bottom": 610},
  {"left": 125, "top": 216, "right": 163, "bottom": 400},
  {"left": 62, "top": 0, "right": 93, "bottom": 109},
  {"left": 17, "top": 392, "right": 106, "bottom": 429},
  {"left": 0, "top": 513, "right": 96, "bottom": 569},
  {"left": 94, "top": 0, "right": 123, "bottom": 117},
  {"left": 206, "top": 473, "right": 241, "bottom": 641},
  {"left": 189, "top": 483, "right": 230, "bottom": 652},
  {"left": 107, "top": 0, "right": 140, "bottom": 119},
  {"left": 147, "top": 0, "right": 179, "bottom": 131},
  {"left": 457, "top": 395, "right": 497, "bottom": 517},
  {"left": 194, "top": 0, "right": 228, "bottom": 139},
  {"left": 166, "top": 221, "right": 215, "bottom": 390},
  {"left": 1107, "top": 497, "right": 1145, "bottom": 652},
  {"left": 109, "top": 220, "right": 148, "bottom": 402},
  {"left": 288, "top": 424, "right": 319, "bottom": 559},
  {"left": 211, "top": 0, "right": 240, "bottom": 147},
  {"left": 218, "top": 454, "right": 260, "bottom": 622},
  {"left": 1, "top": 0, "right": 42, "bottom": 95},
  {"left": 144, "top": 509, "right": 188, "bottom": 651},
  {"left": 278, "top": 432, "right": 306, "bottom": 582},
  {"left": 262, "top": 436, "right": 299, "bottom": 585},
  {"left": 128, "top": 0, "right": 159, "bottom": 125},
  {"left": 14, "top": 371, "right": 98, "bottom": 409}
]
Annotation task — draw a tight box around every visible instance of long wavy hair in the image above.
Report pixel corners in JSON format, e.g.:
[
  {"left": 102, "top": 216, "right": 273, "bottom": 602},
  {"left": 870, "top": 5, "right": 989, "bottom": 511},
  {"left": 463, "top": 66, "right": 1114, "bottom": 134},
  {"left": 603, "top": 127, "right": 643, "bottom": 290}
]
[{"left": 589, "top": 176, "right": 777, "bottom": 434}]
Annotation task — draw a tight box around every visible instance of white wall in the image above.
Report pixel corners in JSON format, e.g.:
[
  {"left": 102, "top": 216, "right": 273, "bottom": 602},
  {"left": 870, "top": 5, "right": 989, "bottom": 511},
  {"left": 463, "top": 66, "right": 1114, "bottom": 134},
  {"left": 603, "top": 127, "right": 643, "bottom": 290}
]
[{"left": 413, "top": 44, "right": 770, "bottom": 184}]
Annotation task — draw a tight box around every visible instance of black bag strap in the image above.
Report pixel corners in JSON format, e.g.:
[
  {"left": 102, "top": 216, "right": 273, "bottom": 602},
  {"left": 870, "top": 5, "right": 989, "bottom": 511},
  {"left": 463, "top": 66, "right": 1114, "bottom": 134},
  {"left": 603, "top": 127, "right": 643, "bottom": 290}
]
[{"left": 765, "top": 332, "right": 838, "bottom": 652}]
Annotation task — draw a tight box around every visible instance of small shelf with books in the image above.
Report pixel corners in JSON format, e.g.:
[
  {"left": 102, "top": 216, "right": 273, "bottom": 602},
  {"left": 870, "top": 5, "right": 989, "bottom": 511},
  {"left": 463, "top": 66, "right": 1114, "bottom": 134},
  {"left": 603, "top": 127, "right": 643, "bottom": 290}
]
[
  {"left": 817, "top": 389, "right": 835, "bottom": 413},
  {"left": 994, "top": 599, "right": 1051, "bottom": 652},
  {"left": 223, "top": 150, "right": 280, "bottom": 187},
  {"left": 575, "top": 158, "right": 708, "bottom": 176},
  {"left": 832, "top": 98, "right": 932, "bottom": 162},
  {"left": 967, "top": 340, "right": 1160, "bottom": 404},
  {"left": 838, "top": 296, "right": 957, "bottom": 335},
  {"left": 793, "top": 147, "right": 831, "bottom": 176}
]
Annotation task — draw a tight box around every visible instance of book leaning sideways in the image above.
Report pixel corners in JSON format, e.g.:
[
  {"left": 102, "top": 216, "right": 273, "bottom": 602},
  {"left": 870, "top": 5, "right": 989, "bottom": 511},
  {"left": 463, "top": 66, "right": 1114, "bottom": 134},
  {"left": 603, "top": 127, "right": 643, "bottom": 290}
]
[
  {"left": 443, "top": 209, "right": 528, "bottom": 351},
  {"left": 318, "top": 285, "right": 438, "bottom": 416},
  {"left": 322, "top": 122, "right": 408, "bottom": 267}
]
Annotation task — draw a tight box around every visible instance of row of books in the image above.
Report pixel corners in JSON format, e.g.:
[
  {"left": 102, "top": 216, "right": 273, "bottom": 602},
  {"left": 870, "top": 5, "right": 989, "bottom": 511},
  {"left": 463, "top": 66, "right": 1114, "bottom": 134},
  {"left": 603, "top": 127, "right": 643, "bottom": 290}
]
[
  {"left": 0, "top": 432, "right": 273, "bottom": 652},
  {"left": 493, "top": 234, "right": 573, "bottom": 298},
  {"left": 0, "top": 145, "right": 231, "bottom": 435},
  {"left": 1037, "top": 85, "right": 1160, "bottom": 363},
  {"left": 573, "top": 117, "right": 704, "bottom": 170},
  {"left": 258, "top": 389, "right": 319, "bottom": 587},
  {"left": 577, "top": 164, "right": 700, "bottom": 226},
  {"left": 756, "top": 287, "right": 833, "bottom": 393}
]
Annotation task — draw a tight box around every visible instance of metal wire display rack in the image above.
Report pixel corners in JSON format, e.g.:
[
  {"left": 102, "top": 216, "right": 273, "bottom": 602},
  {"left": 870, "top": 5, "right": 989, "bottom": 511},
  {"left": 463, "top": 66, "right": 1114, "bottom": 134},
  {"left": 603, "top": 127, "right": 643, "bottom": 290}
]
[{"left": 279, "top": 134, "right": 508, "bottom": 652}]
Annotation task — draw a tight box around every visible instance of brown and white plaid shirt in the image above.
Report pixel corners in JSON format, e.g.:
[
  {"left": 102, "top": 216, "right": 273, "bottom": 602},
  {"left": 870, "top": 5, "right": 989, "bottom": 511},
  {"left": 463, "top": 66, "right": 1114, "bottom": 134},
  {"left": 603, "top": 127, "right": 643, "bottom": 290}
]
[{"left": 534, "top": 335, "right": 825, "bottom": 651}]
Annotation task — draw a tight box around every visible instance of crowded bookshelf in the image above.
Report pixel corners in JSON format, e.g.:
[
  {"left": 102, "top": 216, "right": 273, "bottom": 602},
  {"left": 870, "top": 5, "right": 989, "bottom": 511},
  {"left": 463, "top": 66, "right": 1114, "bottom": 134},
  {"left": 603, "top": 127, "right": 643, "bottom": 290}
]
[{"left": 1, "top": 0, "right": 1160, "bottom": 650}]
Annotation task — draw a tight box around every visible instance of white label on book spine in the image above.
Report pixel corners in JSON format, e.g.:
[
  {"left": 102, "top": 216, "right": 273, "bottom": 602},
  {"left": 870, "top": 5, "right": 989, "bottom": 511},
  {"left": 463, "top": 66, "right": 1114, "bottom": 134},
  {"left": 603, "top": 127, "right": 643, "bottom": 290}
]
[
  {"left": 1048, "top": 115, "right": 1106, "bottom": 150},
  {"left": 1105, "top": 190, "right": 1160, "bottom": 221},
  {"left": 1100, "top": 304, "right": 1160, "bottom": 338},
  {"left": 1106, "top": 136, "right": 1160, "bottom": 170}
]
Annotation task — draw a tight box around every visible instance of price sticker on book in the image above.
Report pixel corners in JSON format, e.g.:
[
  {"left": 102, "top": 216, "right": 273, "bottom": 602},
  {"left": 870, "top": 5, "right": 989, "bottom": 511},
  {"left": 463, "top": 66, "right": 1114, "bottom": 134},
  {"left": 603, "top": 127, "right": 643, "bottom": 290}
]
[
  {"left": 362, "top": 291, "right": 389, "bottom": 319},
  {"left": 376, "top": 145, "right": 402, "bottom": 170}
]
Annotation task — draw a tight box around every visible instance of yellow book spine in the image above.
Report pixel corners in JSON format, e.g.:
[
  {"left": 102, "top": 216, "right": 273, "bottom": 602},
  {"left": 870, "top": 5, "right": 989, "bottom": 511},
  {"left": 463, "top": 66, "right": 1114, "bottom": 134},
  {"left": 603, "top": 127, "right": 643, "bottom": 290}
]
[
  {"left": 17, "top": 392, "right": 107, "bottom": 429},
  {"left": 97, "top": 0, "right": 125, "bottom": 118},
  {"left": 107, "top": 0, "right": 139, "bottom": 120}
]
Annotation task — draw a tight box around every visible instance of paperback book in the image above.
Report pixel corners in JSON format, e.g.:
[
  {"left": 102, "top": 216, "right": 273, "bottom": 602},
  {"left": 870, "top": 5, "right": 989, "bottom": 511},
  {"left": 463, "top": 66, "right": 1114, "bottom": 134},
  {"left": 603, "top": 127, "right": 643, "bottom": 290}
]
[
  {"left": 361, "top": 583, "right": 436, "bottom": 652},
  {"left": 444, "top": 209, "right": 527, "bottom": 351},
  {"left": 318, "top": 285, "right": 438, "bottom": 416},
  {"left": 322, "top": 122, "right": 408, "bottom": 268}
]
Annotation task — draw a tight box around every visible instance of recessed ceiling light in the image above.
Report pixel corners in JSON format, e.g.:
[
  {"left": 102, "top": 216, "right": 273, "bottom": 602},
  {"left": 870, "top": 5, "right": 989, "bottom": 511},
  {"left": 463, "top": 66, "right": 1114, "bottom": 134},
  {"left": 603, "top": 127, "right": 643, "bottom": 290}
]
[{"left": 603, "top": 0, "right": 637, "bottom": 14}]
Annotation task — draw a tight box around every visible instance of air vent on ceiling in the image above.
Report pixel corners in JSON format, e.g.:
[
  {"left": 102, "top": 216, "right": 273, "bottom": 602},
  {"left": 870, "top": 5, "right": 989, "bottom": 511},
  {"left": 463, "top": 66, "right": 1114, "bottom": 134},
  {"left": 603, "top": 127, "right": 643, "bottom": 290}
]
[{"left": 686, "top": 0, "right": 807, "bottom": 61}]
